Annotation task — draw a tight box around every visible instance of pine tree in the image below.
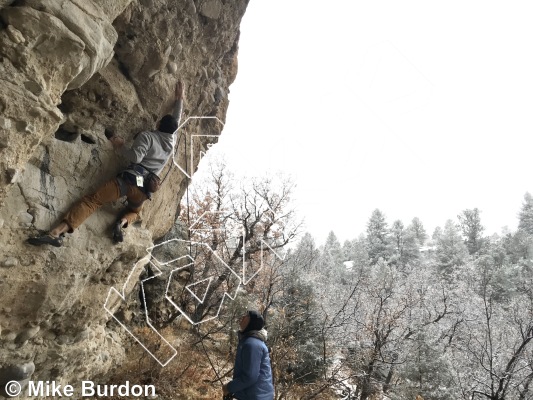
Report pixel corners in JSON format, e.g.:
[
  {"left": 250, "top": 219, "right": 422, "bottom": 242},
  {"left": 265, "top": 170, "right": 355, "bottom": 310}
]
[
  {"left": 435, "top": 220, "right": 469, "bottom": 272},
  {"left": 432, "top": 226, "right": 443, "bottom": 242},
  {"left": 366, "top": 209, "right": 392, "bottom": 265},
  {"left": 518, "top": 192, "right": 533, "bottom": 234},
  {"left": 319, "top": 231, "right": 345, "bottom": 279},
  {"left": 391, "top": 220, "right": 405, "bottom": 255},
  {"left": 408, "top": 217, "right": 428, "bottom": 246},
  {"left": 286, "top": 232, "right": 320, "bottom": 276},
  {"left": 391, "top": 220, "right": 420, "bottom": 266},
  {"left": 458, "top": 208, "right": 485, "bottom": 255},
  {"left": 343, "top": 235, "right": 370, "bottom": 269}
]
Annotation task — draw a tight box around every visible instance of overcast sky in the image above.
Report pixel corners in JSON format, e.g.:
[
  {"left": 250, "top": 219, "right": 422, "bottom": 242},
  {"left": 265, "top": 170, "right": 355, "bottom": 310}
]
[{"left": 193, "top": 1, "right": 533, "bottom": 245}]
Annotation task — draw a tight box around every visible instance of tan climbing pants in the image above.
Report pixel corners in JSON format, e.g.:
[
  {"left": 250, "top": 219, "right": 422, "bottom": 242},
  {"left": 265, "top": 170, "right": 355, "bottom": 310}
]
[{"left": 63, "top": 178, "right": 148, "bottom": 232}]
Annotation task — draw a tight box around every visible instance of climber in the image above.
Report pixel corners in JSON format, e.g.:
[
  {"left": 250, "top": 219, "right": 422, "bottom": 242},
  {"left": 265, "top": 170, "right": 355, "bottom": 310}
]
[
  {"left": 27, "top": 81, "right": 184, "bottom": 247},
  {"left": 223, "top": 310, "right": 275, "bottom": 400}
]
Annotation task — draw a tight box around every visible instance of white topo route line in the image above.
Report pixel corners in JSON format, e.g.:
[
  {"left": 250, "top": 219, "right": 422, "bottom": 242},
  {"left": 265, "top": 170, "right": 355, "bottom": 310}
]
[{"left": 103, "top": 116, "right": 284, "bottom": 366}]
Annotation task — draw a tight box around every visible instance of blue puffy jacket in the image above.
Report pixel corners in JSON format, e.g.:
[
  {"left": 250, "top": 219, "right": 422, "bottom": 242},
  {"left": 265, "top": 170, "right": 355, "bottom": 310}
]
[{"left": 227, "top": 330, "right": 274, "bottom": 400}]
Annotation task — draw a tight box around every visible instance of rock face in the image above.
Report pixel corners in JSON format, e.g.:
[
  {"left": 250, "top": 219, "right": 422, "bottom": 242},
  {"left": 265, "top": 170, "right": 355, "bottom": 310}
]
[{"left": 0, "top": 0, "right": 248, "bottom": 388}]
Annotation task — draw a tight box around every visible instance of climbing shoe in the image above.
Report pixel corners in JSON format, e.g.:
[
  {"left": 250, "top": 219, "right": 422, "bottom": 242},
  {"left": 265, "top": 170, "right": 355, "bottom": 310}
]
[
  {"left": 113, "top": 222, "right": 124, "bottom": 243},
  {"left": 27, "top": 234, "right": 63, "bottom": 248}
]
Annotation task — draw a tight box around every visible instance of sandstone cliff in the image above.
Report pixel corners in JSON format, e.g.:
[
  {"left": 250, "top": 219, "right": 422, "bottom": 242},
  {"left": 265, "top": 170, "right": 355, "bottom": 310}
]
[{"left": 0, "top": 0, "right": 248, "bottom": 392}]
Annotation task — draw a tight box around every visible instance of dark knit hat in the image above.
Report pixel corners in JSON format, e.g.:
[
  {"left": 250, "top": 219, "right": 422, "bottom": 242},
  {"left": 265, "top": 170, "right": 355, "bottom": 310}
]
[
  {"left": 243, "top": 310, "right": 264, "bottom": 332},
  {"left": 159, "top": 114, "right": 178, "bottom": 134}
]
